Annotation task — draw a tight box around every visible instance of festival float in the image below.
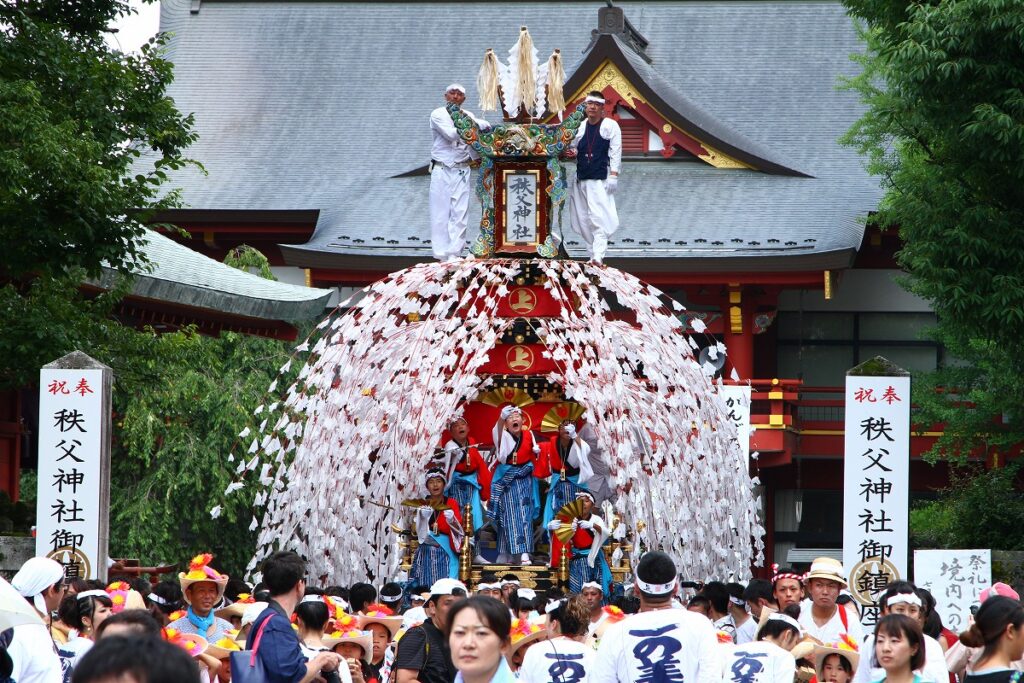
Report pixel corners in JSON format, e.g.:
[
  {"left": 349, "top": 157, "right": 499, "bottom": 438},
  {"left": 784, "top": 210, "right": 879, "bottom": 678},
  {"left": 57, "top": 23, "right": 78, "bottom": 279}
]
[{"left": 218, "top": 27, "right": 765, "bottom": 591}]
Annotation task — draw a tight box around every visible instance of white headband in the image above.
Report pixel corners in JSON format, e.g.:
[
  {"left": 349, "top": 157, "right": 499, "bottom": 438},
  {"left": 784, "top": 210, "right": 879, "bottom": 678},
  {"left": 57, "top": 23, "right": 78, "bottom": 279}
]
[
  {"left": 584, "top": 95, "right": 606, "bottom": 104},
  {"left": 581, "top": 581, "right": 602, "bottom": 591},
  {"left": 146, "top": 593, "right": 168, "bottom": 605},
  {"left": 300, "top": 594, "right": 325, "bottom": 604},
  {"left": 517, "top": 588, "right": 537, "bottom": 601},
  {"left": 575, "top": 491, "right": 595, "bottom": 503},
  {"left": 446, "top": 83, "right": 466, "bottom": 94},
  {"left": 766, "top": 613, "right": 802, "bottom": 632},
  {"left": 887, "top": 593, "right": 923, "bottom": 608},
  {"left": 545, "top": 599, "right": 563, "bottom": 614},
  {"left": 635, "top": 576, "right": 677, "bottom": 595},
  {"left": 77, "top": 590, "right": 108, "bottom": 600},
  {"left": 501, "top": 579, "right": 520, "bottom": 587},
  {"left": 729, "top": 596, "right": 746, "bottom": 606}
]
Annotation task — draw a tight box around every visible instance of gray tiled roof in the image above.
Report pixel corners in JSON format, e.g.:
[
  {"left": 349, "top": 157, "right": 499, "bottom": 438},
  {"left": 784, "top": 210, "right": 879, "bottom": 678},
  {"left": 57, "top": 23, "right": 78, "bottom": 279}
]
[
  {"left": 153, "top": 0, "right": 881, "bottom": 270},
  {"left": 88, "top": 230, "right": 333, "bottom": 321}
]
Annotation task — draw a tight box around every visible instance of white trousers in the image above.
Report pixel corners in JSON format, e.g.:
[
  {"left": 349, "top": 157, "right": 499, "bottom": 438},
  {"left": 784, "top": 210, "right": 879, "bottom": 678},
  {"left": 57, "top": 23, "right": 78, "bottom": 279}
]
[
  {"left": 569, "top": 178, "right": 619, "bottom": 263},
  {"left": 429, "top": 165, "right": 471, "bottom": 259}
]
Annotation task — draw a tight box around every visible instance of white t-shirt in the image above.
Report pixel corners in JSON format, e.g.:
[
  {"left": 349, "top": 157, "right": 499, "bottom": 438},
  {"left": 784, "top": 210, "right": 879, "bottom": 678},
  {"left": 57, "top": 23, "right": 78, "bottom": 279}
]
[
  {"left": 734, "top": 617, "right": 757, "bottom": 645},
  {"left": 720, "top": 640, "right": 795, "bottom": 683},
  {"left": 520, "top": 638, "right": 595, "bottom": 683},
  {"left": 60, "top": 635, "right": 94, "bottom": 667},
  {"left": 591, "top": 608, "right": 720, "bottom": 683},
  {"left": 852, "top": 633, "right": 948, "bottom": 683},
  {"left": 797, "top": 600, "right": 865, "bottom": 647},
  {"left": 8, "top": 622, "right": 69, "bottom": 683}
]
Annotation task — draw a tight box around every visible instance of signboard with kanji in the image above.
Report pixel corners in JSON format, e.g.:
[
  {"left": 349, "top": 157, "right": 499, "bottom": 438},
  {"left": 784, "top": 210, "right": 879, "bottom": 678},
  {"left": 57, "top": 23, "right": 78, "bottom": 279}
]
[
  {"left": 494, "top": 161, "right": 550, "bottom": 255},
  {"left": 720, "top": 384, "right": 752, "bottom": 460},
  {"left": 37, "top": 352, "right": 111, "bottom": 581},
  {"left": 915, "top": 549, "right": 991, "bottom": 633},
  {"left": 843, "top": 361, "right": 910, "bottom": 632}
]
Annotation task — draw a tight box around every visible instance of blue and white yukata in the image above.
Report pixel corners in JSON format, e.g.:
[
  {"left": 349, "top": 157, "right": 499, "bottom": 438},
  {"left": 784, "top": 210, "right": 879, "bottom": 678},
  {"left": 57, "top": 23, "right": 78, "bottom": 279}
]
[
  {"left": 566, "top": 514, "right": 613, "bottom": 596},
  {"left": 409, "top": 499, "right": 464, "bottom": 589},
  {"left": 441, "top": 438, "right": 490, "bottom": 533},
  {"left": 488, "top": 422, "right": 542, "bottom": 560}
]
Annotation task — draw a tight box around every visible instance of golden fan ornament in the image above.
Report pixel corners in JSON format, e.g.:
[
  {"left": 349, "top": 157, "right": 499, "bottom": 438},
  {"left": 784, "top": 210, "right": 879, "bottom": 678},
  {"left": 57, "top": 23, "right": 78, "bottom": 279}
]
[
  {"left": 552, "top": 498, "right": 589, "bottom": 541},
  {"left": 401, "top": 498, "right": 449, "bottom": 511}
]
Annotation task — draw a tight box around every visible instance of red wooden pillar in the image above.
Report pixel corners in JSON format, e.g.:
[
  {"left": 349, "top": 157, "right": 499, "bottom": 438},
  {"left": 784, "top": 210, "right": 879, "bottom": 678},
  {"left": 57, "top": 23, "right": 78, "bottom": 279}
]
[
  {"left": 722, "top": 284, "right": 754, "bottom": 380},
  {"left": 0, "top": 390, "right": 22, "bottom": 500}
]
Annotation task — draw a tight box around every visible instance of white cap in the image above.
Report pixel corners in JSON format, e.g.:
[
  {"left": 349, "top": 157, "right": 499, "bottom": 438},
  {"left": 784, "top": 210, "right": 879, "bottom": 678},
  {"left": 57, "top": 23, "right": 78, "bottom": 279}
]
[
  {"left": 241, "top": 602, "right": 269, "bottom": 628},
  {"left": 429, "top": 578, "right": 468, "bottom": 598},
  {"left": 446, "top": 83, "right": 466, "bottom": 94}
]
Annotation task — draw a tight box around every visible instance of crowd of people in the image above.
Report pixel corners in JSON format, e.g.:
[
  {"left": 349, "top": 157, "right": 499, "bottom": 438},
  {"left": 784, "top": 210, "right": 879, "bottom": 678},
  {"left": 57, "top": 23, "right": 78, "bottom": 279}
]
[{"left": 2, "top": 548, "right": 1023, "bottom": 683}]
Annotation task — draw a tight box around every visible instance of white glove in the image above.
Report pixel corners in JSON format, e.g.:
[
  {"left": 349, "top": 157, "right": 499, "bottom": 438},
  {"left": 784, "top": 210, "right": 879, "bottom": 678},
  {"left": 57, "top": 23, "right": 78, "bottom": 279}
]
[
  {"left": 418, "top": 506, "right": 433, "bottom": 516},
  {"left": 571, "top": 519, "right": 579, "bottom": 531},
  {"left": 500, "top": 405, "right": 514, "bottom": 420},
  {"left": 604, "top": 175, "right": 618, "bottom": 195},
  {"left": 547, "top": 520, "right": 562, "bottom": 531},
  {"left": 578, "top": 520, "right": 593, "bottom": 530},
  {"left": 565, "top": 424, "right": 577, "bottom": 439},
  {"left": 443, "top": 509, "right": 456, "bottom": 520}
]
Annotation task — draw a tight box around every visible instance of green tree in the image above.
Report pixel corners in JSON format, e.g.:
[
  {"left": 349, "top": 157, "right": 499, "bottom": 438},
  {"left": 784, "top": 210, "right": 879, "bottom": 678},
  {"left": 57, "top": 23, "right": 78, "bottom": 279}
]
[
  {"left": 842, "top": 0, "right": 1024, "bottom": 462},
  {"left": 0, "top": 0, "right": 197, "bottom": 280}
]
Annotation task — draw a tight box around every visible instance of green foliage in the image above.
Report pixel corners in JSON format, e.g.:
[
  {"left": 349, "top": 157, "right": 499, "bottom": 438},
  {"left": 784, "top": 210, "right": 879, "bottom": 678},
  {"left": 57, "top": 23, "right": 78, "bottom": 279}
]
[
  {"left": 910, "top": 462, "right": 1024, "bottom": 550},
  {"left": 0, "top": 0, "right": 199, "bottom": 279},
  {"left": 842, "top": 0, "right": 1024, "bottom": 463}
]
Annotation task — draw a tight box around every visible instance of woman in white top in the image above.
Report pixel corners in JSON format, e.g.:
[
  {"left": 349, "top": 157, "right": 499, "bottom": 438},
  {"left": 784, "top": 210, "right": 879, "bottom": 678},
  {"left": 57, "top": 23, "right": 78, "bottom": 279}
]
[
  {"left": 296, "top": 595, "right": 348, "bottom": 683},
  {"left": 520, "top": 596, "right": 595, "bottom": 683},
  {"left": 60, "top": 589, "right": 113, "bottom": 667},
  {"left": 720, "top": 612, "right": 801, "bottom": 683}
]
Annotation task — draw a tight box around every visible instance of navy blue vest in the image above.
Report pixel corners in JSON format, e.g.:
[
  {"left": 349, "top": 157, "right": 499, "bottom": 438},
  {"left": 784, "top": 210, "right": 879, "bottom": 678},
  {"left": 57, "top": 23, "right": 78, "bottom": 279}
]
[{"left": 576, "top": 121, "right": 611, "bottom": 180}]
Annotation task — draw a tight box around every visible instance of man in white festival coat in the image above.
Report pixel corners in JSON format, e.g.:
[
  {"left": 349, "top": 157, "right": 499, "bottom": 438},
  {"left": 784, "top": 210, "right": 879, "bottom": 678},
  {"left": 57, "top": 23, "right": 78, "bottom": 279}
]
[
  {"left": 591, "top": 551, "right": 720, "bottom": 683},
  {"left": 429, "top": 83, "right": 489, "bottom": 261},
  {"left": 569, "top": 91, "right": 622, "bottom": 265}
]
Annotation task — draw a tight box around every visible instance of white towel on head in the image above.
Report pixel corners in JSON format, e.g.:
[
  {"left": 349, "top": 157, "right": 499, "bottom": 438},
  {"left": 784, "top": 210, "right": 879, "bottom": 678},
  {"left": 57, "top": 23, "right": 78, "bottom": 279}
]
[{"left": 12, "top": 557, "right": 64, "bottom": 614}]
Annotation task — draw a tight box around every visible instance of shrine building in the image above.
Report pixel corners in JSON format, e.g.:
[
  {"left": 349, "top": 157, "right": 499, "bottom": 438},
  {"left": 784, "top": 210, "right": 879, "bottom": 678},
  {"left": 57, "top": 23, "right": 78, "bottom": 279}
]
[{"left": 145, "top": 0, "right": 957, "bottom": 569}]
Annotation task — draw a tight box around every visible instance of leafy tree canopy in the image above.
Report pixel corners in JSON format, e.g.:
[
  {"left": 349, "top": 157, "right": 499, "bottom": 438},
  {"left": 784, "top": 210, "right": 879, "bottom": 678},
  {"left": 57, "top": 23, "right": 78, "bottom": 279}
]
[
  {"left": 842, "top": 0, "right": 1024, "bottom": 460},
  {"left": 0, "top": 0, "right": 197, "bottom": 279}
]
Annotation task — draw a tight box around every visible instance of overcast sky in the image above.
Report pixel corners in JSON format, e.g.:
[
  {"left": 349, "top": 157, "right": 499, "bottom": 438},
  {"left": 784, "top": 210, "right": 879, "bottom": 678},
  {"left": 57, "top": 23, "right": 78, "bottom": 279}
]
[{"left": 107, "top": 0, "right": 161, "bottom": 53}]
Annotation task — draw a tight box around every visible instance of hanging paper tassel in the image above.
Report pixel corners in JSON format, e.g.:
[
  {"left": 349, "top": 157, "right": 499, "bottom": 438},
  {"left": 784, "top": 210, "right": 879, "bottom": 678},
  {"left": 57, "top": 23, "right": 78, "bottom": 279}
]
[
  {"left": 477, "top": 49, "right": 500, "bottom": 112},
  {"left": 546, "top": 49, "right": 565, "bottom": 116},
  {"left": 514, "top": 26, "right": 536, "bottom": 116}
]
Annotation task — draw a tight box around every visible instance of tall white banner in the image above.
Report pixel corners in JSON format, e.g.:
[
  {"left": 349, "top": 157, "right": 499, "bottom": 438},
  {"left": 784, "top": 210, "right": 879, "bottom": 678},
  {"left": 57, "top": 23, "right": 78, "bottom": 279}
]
[
  {"left": 915, "top": 549, "right": 991, "bottom": 633},
  {"left": 720, "top": 384, "right": 752, "bottom": 460},
  {"left": 843, "top": 370, "right": 910, "bottom": 630},
  {"left": 37, "top": 355, "right": 111, "bottom": 581}
]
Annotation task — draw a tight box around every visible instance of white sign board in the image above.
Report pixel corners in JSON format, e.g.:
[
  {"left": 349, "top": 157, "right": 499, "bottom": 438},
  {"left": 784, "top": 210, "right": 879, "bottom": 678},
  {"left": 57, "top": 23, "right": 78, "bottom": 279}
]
[
  {"left": 504, "top": 172, "right": 538, "bottom": 243},
  {"left": 720, "top": 384, "right": 752, "bottom": 460},
  {"left": 843, "top": 373, "right": 911, "bottom": 630},
  {"left": 37, "top": 366, "right": 109, "bottom": 580},
  {"left": 915, "top": 549, "right": 991, "bottom": 633}
]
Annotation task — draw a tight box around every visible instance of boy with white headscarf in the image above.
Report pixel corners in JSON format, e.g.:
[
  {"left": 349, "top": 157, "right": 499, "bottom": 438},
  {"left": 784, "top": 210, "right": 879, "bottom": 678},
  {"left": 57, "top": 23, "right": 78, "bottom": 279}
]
[{"left": 9, "top": 556, "right": 69, "bottom": 682}]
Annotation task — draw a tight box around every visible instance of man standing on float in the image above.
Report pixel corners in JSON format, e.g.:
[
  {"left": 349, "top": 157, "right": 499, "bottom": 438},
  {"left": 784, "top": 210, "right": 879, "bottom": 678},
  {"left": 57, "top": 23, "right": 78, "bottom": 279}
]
[
  {"left": 489, "top": 405, "right": 547, "bottom": 565},
  {"left": 569, "top": 91, "right": 622, "bottom": 265},
  {"left": 429, "top": 84, "right": 489, "bottom": 261}
]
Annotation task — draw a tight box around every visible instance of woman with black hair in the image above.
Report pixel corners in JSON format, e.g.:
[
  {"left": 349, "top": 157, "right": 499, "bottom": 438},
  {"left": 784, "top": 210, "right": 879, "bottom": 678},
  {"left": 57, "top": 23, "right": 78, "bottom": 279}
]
[
  {"left": 874, "top": 613, "right": 926, "bottom": 683},
  {"left": 60, "top": 589, "right": 114, "bottom": 666},
  {"left": 446, "top": 596, "right": 514, "bottom": 683},
  {"left": 520, "top": 596, "right": 594, "bottom": 683},
  {"left": 718, "top": 613, "right": 800, "bottom": 683},
  {"left": 146, "top": 579, "right": 184, "bottom": 627},
  {"left": 296, "top": 596, "right": 343, "bottom": 683},
  {"left": 960, "top": 596, "right": 1024, "bottom": 683}
]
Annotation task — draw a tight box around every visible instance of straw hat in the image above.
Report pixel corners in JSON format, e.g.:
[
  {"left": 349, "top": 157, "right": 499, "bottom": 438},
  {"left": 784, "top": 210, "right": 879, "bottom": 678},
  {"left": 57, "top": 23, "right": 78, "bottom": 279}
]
[
  {"left": 791, "top": 634, "right": 824, "bottom": 662},
  {"left": 509, "top": 618, "right": 549, "bottom": 656},
  {"left": 813, "top": 640, "right": 860, "bottom": 678},
  {"left": 357, "top": 604, "right": 403, "bottom": 638},
  {"left": 163, "top": 628, "right": 208, "bottom": 658},
  {"left": 179, "top": 554, "right": 229, "bottom": 605},
  {"left": 324, "top": 629, "right": 373, "bottom": 662},
  {"left": 215, "top": 593, "right": 257, "bottom": 621},
  {"left": 206, "top": 633, "right": 244, "bottom": 660},
  {"left": 803, "top": 558, "right": 847, "bottom": 587}
]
